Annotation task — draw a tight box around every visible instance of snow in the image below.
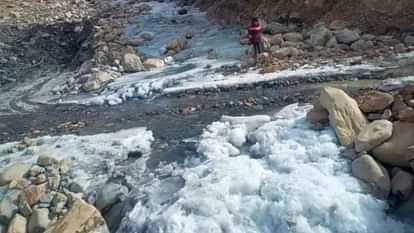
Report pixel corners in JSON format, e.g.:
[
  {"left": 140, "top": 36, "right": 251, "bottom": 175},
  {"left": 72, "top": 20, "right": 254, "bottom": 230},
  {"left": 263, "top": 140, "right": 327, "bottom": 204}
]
[
  {"left": 0, "top": 127, "right": 154, "bottom": 192},
  {"left": 117, "top": 104, "right": 412, "bottom": 233}
]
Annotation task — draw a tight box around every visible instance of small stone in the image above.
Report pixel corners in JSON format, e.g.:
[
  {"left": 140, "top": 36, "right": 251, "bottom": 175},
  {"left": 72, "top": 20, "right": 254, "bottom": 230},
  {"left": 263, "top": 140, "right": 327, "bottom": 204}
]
[
  {"left": 6, "top": 214, "right": 27, "bottom": 233},
  {"left": 29, "top": 165, "right": 45, "bottom": 177},
  {"left": 335, "top": 29, "right": 360, "bottom": 44},
  {"left": 122, "top": 53, "right": 145, "bottom": 73},
  {"left": 28, "top": 208, "right": 50, "bottom": 233},
  {"left": 34, "top": 174, "right": 47, "bottom": 185}
]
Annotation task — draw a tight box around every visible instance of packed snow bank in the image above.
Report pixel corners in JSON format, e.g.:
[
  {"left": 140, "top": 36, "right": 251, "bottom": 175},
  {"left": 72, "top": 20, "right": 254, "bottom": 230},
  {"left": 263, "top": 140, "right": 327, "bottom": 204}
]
[
  {"left": 118, "top": 104, "right": 411, "bottom": 233},
  {"left": 0, "top": 128, "right": 154, "bottom": 192}
]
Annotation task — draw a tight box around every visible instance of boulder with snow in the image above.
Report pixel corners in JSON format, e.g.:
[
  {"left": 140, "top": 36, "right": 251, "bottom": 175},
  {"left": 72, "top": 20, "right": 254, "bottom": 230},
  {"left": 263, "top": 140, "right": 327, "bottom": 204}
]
[
  {"left": 391, "top": 168, "right": 414, "bottom": 200},
  {"left": 357, "top": 90, "right": 394, "bottom": 113},
  {"left": 352, "top": 154, "right": 390, "bottom": 198},
  {"left": 122, "top": 53, "right": 145, "bottom": 73},
  {"left": 372, "top": 121, "right": 414, "bottom": 167},
  {"left": 335, "top": 29, "right": 360, "bottom": 44},
  {"left": 319, "top": 87, "right": 367, "bottom": 146},
  {"left": 354, "top": 120, "right": 393, "bottom": 152}
]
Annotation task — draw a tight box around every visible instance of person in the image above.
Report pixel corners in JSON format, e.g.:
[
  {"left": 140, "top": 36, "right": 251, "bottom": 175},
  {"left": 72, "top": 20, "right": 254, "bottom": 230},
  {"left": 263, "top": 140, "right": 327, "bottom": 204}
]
[{"left": 248, "top": 17, "right": 263, "bottom": 57}]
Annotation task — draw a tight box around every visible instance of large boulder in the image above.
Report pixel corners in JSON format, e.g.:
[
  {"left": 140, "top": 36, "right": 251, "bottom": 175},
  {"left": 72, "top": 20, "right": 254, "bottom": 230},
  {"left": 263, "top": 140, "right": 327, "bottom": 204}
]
[
  {"left": 354, "top": 120, "right": 393, "bottom": 152},
  {"left": 0, "top": 196, "right": 18, "bottom": 224},
  {"left": 335, "top": 29, "right": 360, "bottom": 44},
  {"left": 122, "top": 53, "right": 145, "bottom": 73},
  {"left": 0, "top": 163, "right": 31, "bottom": 186},
  {"left": 28, "top": 208, "right": 50, "bottom": 233},
  {"left": 351, "top": 154, "right": 390, "bottom": 198},
  {"left": 95, "top": 183, "right": 128, "bottom": 212},
  {"left": 165, "top": 37, "right": 188, "bottom": 53},
  {"left": 319, "top": 87, "right": 367, "bottom": 146},
  {"left": 357, "top": 90, "right": 394, "bottom": 113},
  {"left": 7, "top": 214, "right": 27, "bottom": 233},
  {"left": 372, "top": 121, "right": 414, "bottom": 167},
  {"left": 45, "top": 199, "right": 109, "bottom": 233},
  {"left": 306, "top": 108, "right": 329, "bottom": 125},
  {"left": 391, "top": 168, "right": 414, "bottom": 201}
]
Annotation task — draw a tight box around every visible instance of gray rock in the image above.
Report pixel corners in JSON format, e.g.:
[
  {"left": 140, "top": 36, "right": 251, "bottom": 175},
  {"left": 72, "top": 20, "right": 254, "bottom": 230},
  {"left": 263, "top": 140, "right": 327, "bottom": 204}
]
[
  {"left": 404, "top": 35, "right": 414, "bottom": 46},
  {"left": 95, "top": 183, "right": 128, "bottom": 211},
  {"left": 394, "top": 193, "right": 414, "bottom": 221},
  {"left": 351, "top": 40, "right": 374, "bottom": 51},
  {"left": 326, "top": 37, "right": 338, "bottom": 48},
  {"left": 272, "top": 47, "right": 301, "bottom": 58},
  {"left": 52, "top": 192, "right": 68, "bottom": 210},
  {"left": 308, "top": 25, "right": 332, "bottom": 47},
  {"left": 0, "top": 196, "right": 18, "bottom": 224},
  {"left": 0, "top": 224, "right": 5, "bottom": 233},
  {"left": 48, "top": 175, "right": 61, "bottom": 191},
  {"left": 391, "top": 168, "right": 414, "bottom": 200},
  {"left": 34, "top": 174, "right": 47, "bottom": 185},
  {"left": 352, "top": 154, "right": 390, "bottom": 198},
  {"left": 103, "top": 201, "right": 125, "bottom": 232},
  {"left": 37, "top": 155, "right": 58, "bottom": 167},
  {"left": 58, "top": 159, "right": 73, "bottom": 175},
  {"left": 82, "top": 70, "right": 114, "bottom": 92},
  {"left": 335, "top": 29, "right": 360, "bottom": 44},
  {"left": 28, "top": 208, "right": 50, "bottom": 233},
  {"left": 0, "top": 163, "right": 31, "bottom": 186},
  {"left": 69, "top": 180, "right": 87, "bottom": 194},
  {"left": 18, "top": 197, "right": 32, "bottom": 217},
  {"left": 283, "top": 32, "right": 304, "bottom": 42},
  {"left": 137, "top": 31, "right": 154, "bottom": 41},
  {"left": 29, "top": 165, "right": 45, "bottom": 177},
  {"left": 263, "top": 22, "right": 289, "bottom": 35}
]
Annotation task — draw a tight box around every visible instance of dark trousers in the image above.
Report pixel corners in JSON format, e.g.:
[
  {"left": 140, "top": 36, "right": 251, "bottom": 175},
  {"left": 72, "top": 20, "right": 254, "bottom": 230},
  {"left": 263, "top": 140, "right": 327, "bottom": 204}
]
[{"left": 253, "top": 42, "right": 262, "bottom": 56}]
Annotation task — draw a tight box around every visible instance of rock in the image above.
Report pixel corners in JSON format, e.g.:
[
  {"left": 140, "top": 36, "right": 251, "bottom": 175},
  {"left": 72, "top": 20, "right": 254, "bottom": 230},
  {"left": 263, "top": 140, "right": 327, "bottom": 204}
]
[
  {"left": 103, "top": 201, "right": 125, "bottom": 232},
  {"left": 137, "top": 31, "right": 154, "bottom": 41},
  {"left": 391, "top": 168, "right": 414, "bottom": 200},
  {"left": 126, "top": 36, "right": 145, "bottom": 46},
  {"left": 352, "top": 154, "right": 390, "bottom": 198},
  {"left": 22, "top": 183, "right": 47, "bottom": 206},
  {"left": 283, "top": 32, "right": 303, "bottom": 42},
  {"left": 34, "top": 174, "right": 47, "bottom": 185},
  {"left": 354, "top": 120, "right": 393, "bottom": 152},
  {"left": 122, "top": 53, "right": 145, "bottom": 73},
  {"left": 357, "top": 90, "right": 394, "bottom": 113},
  {"left": 272, "top": 47, "right": 301, "bottom": 58},
  {"left": 0, "top": 163, "right": 31, "bottom": 186},
  {"left": 392, "top": 95, "right": 408, "bottom": 116},
  {"left": 58, "top": 159, "right": 73, "bottom": 175},
  {"left": 69, "top": 180, "right": 87, "bottom": 194},
  {"left": 372, "top": 121, "right": 414, "bottom": 167},
  {"left": 335, "top": 29, "right": 360, "bottom": 44},
  {"left": 165, "top": 37, "right": 187, "bottom": 52},
  {"left": 269, "top": 34, "right": 283, "bottom": 46},
  {"left": 0, "top": 196, "right": 18, "bottom": 224},
  {"left": 263, "top": 22, "right": 289, "bottom": 35},
  {"left": 319, "top": 87, "right": 367, "bottom": 146},
  {"left": 45, "top": 199, "right": 109, "bottom": 233},
  {"left": 28, "top": 208, "right": 50, "bottom": 233},
  {"left": 306, "top": 108, "right": 329, "bottom": 125},
  {"left": 381, "top": 109, "right": 393, "bottom": 120},
  {"left": 143, "top": 58, "right": 164, "bottom": 69},
  {"left": 341, "top": 147, "right": 360, "bottom": 160},
  {"left": 177, "top": 8, "right": 188, "bottom": 15},
  {"left": 408, "top": 99, "right": 414, "bottom": 108},
  {"left": 377, "top": 35, "right": 399, "bottom": 46},
  {"left": 37, "top": 155, "right": 58, "bottom": 167},
  {"left": 7, "top": 214, "right": 27, "bottom": 233},
  {"left": 394, "top": 193, "right": 414, "bottom": 220},
  {"left": 83, "top": 70, "right": 114, "bottom": 92},
  {"left": 8, "top": 179, "right": 29, "bottom": 190},
  {"left": 52, "top": 193, "right": 68, "bottom": 211},
  {"left": 96, "top": 183, "right": 128, "bottom": 212},
  {"left": 398, "top": 106, "right": 414, "bottom": 122},
  {"left": 48, "top": 175, "right": 61, "bottom": 191},
  {"left": 29, "top": 165, "right": 45, "bottom": 177},
  {"left": 403, "top": 35, "right": 414, "bottom": 46},
  {"left": 328, "top": 20, "right": 349, "bottom": 30},
  {"left": 350, "top": 39, "right": 374, "bottom": 51},
  {"left": 326, "top": 37, "right": 338, "bottom": 48},
  {"left": 18, "top": 198, "right": 32, "bottom": 217},
  {"left": 308, "top": 25, "right": 332, "bottom": 47}
]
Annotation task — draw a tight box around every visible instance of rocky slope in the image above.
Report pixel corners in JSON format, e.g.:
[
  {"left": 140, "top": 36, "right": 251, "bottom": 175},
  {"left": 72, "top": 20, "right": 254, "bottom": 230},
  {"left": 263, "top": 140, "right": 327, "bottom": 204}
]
[{"left": 192, "top": 0, "right": 414, "bottom": 34}]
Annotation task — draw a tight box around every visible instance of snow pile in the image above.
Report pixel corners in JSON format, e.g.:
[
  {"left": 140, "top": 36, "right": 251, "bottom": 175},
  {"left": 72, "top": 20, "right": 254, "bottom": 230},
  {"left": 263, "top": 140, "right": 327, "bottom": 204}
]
[
  {"left": 0, "top": 128, "right": 154, "bottom": 191},
  {"left": 119, "top": 104, "right": 411, "bottom": 233}
]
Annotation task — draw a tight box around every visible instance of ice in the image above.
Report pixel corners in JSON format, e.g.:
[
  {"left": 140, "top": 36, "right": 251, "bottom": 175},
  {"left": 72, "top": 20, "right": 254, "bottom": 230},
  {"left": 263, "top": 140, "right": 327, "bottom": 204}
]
[
  {"left": 118, "top": 104, "right": 411, "bottom": 233},
  {"left": 0, "top": 127, "right": 154, "bottom": 192}
]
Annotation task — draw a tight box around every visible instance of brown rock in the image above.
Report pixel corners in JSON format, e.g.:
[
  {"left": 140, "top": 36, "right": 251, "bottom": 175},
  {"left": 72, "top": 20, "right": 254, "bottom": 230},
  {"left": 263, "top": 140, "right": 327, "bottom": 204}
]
[
  {"left": 372, "top": 121, "right": 414, "bottom": 167},
  {"left": 357, "top": 90, "right": 394, "bottom": 113},
  {"left": 392, "top": 95, "right": 407, "bottom": 116},
  {"left": 45, "top": 199, "right": 109, "bottom": 233},
  {"left": 22, "top": 184, "right": 47, "bottom": 206},
  {"left": 354, "top": 120, "right": 393, "bottom": 152},
  {"left": 306, "top": 108, "right": 329, "bottom": 125},
  {"left": 7, "top": 214, "right": 27, "bottom": 233},
  {"left": 399, "top": 106, "right": 414, "bottom": 122}
]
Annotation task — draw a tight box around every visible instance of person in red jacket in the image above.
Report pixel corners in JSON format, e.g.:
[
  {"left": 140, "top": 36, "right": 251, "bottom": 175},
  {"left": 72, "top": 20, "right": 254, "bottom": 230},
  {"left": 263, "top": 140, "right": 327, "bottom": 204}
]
[{"left": 248, "top": 17, "right": 263, "bottom": 57}]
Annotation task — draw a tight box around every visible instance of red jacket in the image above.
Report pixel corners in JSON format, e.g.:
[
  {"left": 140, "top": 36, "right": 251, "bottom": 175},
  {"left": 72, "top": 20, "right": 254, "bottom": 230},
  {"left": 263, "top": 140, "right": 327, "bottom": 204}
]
[{"left": 248, "top": 22, "right": 262, "bottom": 43}]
